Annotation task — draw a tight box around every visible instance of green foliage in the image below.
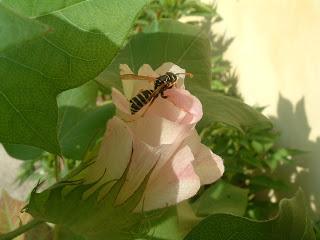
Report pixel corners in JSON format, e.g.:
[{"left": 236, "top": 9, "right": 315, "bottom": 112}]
[
  {"left": 0, "top": 0, "right": 149, "bottom": 154},
  {"left": 185, "top": 190, "right": 316, "bottom": 240},
  {"left": 0, "top": 0, "right": 312, "bottom": 239},
  {"left": 201, "top": 122, "right": 296, "bottom": 219},
  {"left": 135, "top": 0, "right": 217, "bottom": 31}
]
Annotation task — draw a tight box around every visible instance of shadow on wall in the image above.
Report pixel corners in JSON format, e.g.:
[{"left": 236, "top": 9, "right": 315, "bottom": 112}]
[{"left": 271, "top": 94, "right": 320, "bottom": 219}]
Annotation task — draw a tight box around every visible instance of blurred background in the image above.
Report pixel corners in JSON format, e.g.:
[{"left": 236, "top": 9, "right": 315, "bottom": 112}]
[
  {"left": 1, "top": 0, "right": 319, "bottom": 224},
  {"left": 210, "top": 0, "right": 320, "bottom": 218}
]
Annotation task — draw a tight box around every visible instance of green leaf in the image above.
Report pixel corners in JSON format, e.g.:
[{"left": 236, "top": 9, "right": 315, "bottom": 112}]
[
  {"left": 25, "top": 223, "right": 53, "bottom": 240},
  {"left": 193, "top": 87, "right": 271, "bottom": 130},
  {"left": 0, "top": 0, "right": 149, "bottom": 154},
  {"left": 2, "top": 144, "right": 43, "bottom": 161},
  {"left": 58, "top": 81, "right": 98, "bottom": 110},
  {"left": 97, "top": 19, "right": 271, "bottom": 130},
  {"left": 53, "top": 226, "right": 86, "bottom": 240},
  {"left": 57, "top": 80, "right": 115, "bottom": 160},
  {"left": 4, "top": 81, "right": 115, "bottom": 160},
  {"left": 0, "top": 4, "right": 48, "bottom": 51},
  {"left": 184, "top": 190, "right": 316, "bottom": 240},
  {"left": 58, "top": 103, "right": 115, "bottom": 160},
  {"left": 193, "top": 180, "right": 249, "bottom": 217},
  {"left": 1, "top": 0, "right": 86, "bottom": 17},
  {"left": 147, "top": 202, "right": 201, "bottom": 240}
]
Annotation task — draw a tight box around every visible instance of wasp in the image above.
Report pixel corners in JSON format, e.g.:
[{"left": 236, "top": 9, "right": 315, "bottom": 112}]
[{"left": 120, "top": 71, "right": 193, "bottom": 115}]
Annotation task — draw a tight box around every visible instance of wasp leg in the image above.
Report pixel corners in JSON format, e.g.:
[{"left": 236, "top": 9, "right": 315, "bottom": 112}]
[{"left": 161, "top": 91, "right": 168, "bottom": 99}]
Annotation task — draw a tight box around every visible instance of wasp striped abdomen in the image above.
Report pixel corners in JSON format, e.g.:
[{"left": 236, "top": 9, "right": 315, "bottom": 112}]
[{"left": 130, "top": 89, "right": 154, "bottom": 114}]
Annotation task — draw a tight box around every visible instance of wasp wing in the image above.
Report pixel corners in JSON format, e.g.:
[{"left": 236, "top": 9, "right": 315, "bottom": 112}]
[{"left": 120, "top": 74, "right": 156, "bottom": 83}]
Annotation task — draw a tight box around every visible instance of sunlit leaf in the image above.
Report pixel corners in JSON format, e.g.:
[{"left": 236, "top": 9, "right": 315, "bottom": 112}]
[
  {"left": 0, "top": 4, "right": 48, "bottom": 51},
  {"left": 193, "top": 180, "right": 249, "bottom": 217},
  {"left": 184, "top": 190, "right": 316, "bottom": 240}
]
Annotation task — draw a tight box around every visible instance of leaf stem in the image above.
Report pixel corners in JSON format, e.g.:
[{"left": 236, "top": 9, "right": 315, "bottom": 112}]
[
  {"left": 0, "top": 219, "right": 44, "bottom": 240},
  {"left": 54, "top": 155, "right": 61, "bottom": 181}
]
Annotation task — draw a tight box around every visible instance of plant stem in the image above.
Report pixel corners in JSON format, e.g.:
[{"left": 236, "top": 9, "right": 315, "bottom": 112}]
[
  {"left": 54, "top": 155, "right": 61, "bottom": 182},
  {"left": 0, "top": 219, "right": 44, "bottom": 240}
]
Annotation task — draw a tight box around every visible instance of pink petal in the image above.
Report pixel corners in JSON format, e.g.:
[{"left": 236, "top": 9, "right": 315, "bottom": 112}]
[
  {"left": 84, "top": 117, "right": 133, "bottom": 185},
  {"left": 120, "top": 64, "right": 155, "bottom": 99},
  {"left": 127, "top": 115, "right": 193, "bottom": 147},
  {"left": 194, "top": 146, "right": 224, "bottom": 184},
  {"left": 136, "top": 145, "right": 201, "bottom": 211},
  {"left": 116, "top": 139, "right": 161, "bottom": 204},
  {"left": 165, "top": 88, "right": 203, "bottom": 124},
  {"left": 184, "top": 131, "right": 224, "bottom": 185},
  {"left": 112, "top": 88, "right": 130, "bottom": 115},
  {"left": 145, "top": 96, "right": 189, "bottom": 123}
]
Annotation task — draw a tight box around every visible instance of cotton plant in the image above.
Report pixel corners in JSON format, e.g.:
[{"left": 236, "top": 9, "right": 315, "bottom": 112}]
[
  {"left": 20, "top": 63, "right": 224, "bottom": 239},
  {"left": 0, "top": 1, "right": 314, "bottom": 238}
]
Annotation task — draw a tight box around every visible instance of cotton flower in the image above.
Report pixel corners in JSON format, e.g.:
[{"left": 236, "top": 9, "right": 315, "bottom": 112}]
[{"left": 86, "top": 62, "right": 224, "bottom": 211}]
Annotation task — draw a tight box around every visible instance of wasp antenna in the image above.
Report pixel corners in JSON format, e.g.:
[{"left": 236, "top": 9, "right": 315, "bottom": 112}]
[
  {"left": 185, "top": 72, "right": 193, "bottom": 78},
  {"left": 175, "top": 72, "right": 193, "bottom": 78}
]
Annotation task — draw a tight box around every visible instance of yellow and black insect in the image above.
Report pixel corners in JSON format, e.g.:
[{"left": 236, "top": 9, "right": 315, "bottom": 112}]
[{"left": 120, "top": 71, "right": 192, "bottom": 115}]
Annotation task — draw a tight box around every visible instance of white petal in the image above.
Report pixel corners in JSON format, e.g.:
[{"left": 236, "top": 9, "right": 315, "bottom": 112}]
[
  {"left": 120, "top": 64, "right": 155, "bottom": 99},
  {"left": 183, "top": 131, "right": 224, "bottom": 185},
  {"left": 138, "top": 64, "right": 159, "bottom": 77},
  {"left": 128, "top": 115, "right": 193, "bottom": 147},
  {"left": 84, "top": 117, "right": 133, "bottom": 184},
  {"left": 116, "top": 139, "right": 161, "bottom": 204},
  {"left": 136, "top": 145, "right": 201, "bottom": 211}
]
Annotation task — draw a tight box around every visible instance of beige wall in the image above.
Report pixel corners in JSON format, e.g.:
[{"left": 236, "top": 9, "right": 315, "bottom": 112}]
[{"left": 205, "top": 0, "right": 320, "bottom": 216}]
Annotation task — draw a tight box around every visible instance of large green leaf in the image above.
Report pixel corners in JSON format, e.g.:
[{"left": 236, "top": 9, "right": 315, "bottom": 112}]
[
  {"left": 4, "top": 81, "right": 115, "bottom": 160},
  {"left": 193, "top": 180, "right": 249, "bottom": 217},
  {"left": 0, "top": 4, "right": 48, "bottom": 51},
  {"left": 3, "top": 144, "right": 43, "bottom": 160},
  {"left": 184, "top": 190, "right": 316, "bottom": 240},
  {"left": 58, "top": 103, "right": 115, "bottom": 160},
  {"left": 96, "top": 20, "right": 271, "bottom": 130},
  {"left": 0, "top": 0, "right": 149, "bottom": 154},
  {"left": 1, "top": 0, "right": 86, "bottom": 17},
  {"left": 57, "top": 80, "right": 116, "bottom": 160}
]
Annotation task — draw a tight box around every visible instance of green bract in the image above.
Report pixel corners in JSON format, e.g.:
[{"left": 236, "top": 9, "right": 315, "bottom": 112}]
[{"left": 26, "top": 160, "right": 153, "bottom": 240}]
